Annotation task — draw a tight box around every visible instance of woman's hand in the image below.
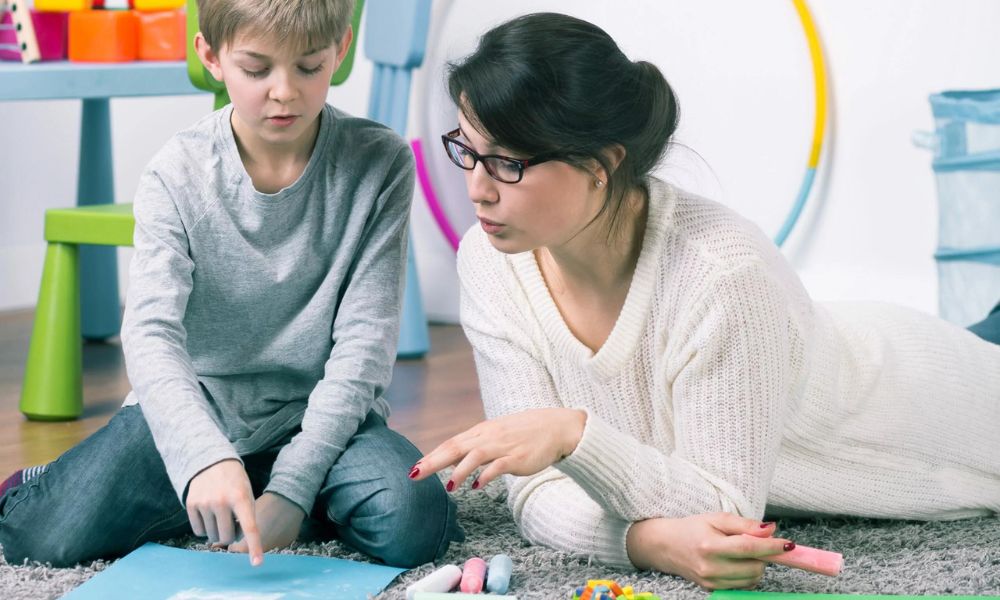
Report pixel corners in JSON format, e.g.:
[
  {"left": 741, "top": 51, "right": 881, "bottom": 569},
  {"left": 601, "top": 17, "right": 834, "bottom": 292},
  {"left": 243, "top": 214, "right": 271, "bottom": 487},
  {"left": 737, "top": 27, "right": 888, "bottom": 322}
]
[
  {"left": 186, "top": 459, "right": 264, "bottom": 566},
  {"left": 408, "top": 408, "right": 587, "bottom": 490},
  {"left": 626, "top": 513, "right": 793, "bottom": 590}
]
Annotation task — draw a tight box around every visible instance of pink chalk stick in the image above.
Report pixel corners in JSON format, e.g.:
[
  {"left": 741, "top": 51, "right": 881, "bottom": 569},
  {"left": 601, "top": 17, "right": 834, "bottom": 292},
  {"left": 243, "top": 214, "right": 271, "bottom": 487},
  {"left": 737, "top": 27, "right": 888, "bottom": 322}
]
[
  {"left": 741, "top": 534, "right": 842, "bottom": 576},
  {"left": 767, "top": 543, "right": 842, "bottom": 576},
  {"left": 460, "top": 557, "right": 487, "bottom": 593}
]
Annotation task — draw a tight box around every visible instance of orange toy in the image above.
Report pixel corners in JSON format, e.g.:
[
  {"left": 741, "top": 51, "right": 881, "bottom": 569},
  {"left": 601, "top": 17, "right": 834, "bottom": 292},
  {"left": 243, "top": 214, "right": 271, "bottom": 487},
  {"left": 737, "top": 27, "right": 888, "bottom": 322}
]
[
  {"left": 68, "top": 9, "right": 138, "bottom": 62},
  {"left": 34, "top": 0, "right": 90, "bottom": 11},
  {"left": 137, "top": 9, "right": 184, "bottom": 60},
  {"left": 134, "top": 0, "right": 184, "bottom": 9}
]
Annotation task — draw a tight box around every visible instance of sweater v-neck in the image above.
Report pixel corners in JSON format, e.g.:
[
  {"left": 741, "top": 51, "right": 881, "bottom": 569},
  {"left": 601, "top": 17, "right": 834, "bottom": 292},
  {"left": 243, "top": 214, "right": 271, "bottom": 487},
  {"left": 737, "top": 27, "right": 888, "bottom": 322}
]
[{"left": 510, "top": 178, "right": 675, "bottom": 379}]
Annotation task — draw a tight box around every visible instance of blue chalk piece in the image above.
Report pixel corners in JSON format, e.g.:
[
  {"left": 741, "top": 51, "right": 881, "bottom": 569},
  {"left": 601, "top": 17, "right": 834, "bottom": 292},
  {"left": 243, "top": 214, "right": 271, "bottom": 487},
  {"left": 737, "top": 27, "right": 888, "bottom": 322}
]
[{"left": 486, "top": 553, "right": 513, "bottom": 594}]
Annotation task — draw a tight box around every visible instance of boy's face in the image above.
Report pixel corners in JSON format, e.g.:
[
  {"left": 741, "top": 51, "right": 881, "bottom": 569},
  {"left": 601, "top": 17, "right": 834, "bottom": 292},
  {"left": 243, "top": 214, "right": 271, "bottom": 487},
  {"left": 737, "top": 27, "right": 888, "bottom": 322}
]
[{"left": 195, "top": 28, "right": 353, "bottom": 154}]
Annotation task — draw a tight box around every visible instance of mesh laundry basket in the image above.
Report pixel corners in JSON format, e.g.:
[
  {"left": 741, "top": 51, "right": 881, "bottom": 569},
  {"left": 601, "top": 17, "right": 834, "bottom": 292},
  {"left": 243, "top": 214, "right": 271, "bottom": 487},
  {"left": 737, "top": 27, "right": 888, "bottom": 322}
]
[{"left": 927, "top": 90, "right": 1000, "bottom": 327}]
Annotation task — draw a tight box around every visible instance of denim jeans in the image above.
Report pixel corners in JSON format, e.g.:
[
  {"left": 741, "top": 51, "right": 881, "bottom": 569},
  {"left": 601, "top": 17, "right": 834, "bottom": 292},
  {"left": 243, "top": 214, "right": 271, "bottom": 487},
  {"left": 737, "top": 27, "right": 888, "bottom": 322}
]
[
  {"left": 969, "top": 300, "right": 1000, "bottom": 344},
  {"left": 0, "top": 405, "right": 462, "bottom": 568}
]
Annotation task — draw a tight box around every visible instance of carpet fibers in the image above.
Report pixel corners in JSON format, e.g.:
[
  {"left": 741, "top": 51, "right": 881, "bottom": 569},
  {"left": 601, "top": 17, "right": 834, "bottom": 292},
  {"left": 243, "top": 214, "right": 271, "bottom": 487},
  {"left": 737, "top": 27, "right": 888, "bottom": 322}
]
[{"left": 2, "top": 480, "right": 999, "bottom": 599}]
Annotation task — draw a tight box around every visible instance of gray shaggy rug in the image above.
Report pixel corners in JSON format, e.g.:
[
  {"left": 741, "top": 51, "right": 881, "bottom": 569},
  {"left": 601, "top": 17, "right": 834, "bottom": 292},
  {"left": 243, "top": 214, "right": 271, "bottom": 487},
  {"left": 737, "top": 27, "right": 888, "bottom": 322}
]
[{"left": 2, "top": 479, "right": 1000, "bottom": 599}]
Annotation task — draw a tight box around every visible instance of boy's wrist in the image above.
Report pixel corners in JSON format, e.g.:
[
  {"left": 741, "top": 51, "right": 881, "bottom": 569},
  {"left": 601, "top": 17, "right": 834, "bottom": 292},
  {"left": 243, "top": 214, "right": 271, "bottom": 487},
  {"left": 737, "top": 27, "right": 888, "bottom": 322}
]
[{"left": 261, "top": 491, "right": 307, "bottom": 518}]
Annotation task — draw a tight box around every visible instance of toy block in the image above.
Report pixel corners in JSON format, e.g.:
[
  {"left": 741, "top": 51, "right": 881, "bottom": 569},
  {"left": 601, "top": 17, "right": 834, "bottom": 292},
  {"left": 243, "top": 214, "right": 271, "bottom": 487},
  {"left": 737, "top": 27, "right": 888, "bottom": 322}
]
[
  {"left": 1, "top": 4, "right": 60, "bottom": 63},
  {"left": 93, "top": 0, "right": 135, "bottom": 8},
  {"left": 34, "top": 0, "right": 90, "bottom": 11},
  {"left": 68, "top": 9, "right": 137, "bottom": 62},
  {"left": 137, "top": 8, "right": 183, "bottom": 60},
  {"left": 134, "top": 0, "right": 183, "bottom": 10}
]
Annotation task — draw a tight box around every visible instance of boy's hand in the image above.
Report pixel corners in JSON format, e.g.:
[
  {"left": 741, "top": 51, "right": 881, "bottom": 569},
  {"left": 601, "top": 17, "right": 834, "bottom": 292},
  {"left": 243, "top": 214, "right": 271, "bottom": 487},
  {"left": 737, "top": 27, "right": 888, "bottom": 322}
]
[
  {"left": 228, "top": 492, "right": 305, "bottom": 555},
  {"left": 626, "top": 513, "right": 792, "bottom": 590},
  {"left": 186, "top": 459, "right": 264, "bottom": 566}
]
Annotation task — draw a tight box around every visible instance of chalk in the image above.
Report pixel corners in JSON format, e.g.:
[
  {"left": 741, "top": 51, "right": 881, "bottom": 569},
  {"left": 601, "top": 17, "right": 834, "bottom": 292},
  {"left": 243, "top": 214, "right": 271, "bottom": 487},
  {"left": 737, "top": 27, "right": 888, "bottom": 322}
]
[
  {"left": 742, "top": 535, "right": 842, "bottom": 576},
  {"left": 460, "top": 557, "right": 487, "bottom": 593},
  {"left": 767, "top": 542, "right": 843, "bottom": 576},
  {"left": 413, "top": 594, "right": 518, "bottom": 600},
  {"left": 406, "top": 564, "right": 462, "bottom": 600},
  {"left": 486, "top": 553, "right": 513, "bottom": 594}
]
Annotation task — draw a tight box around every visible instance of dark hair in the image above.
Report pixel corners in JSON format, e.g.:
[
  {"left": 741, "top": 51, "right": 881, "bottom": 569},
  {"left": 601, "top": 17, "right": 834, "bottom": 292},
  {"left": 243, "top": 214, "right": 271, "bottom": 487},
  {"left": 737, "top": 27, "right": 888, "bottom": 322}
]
[{"left": 448, "top": 12, "right": 680, "bottom": 237}]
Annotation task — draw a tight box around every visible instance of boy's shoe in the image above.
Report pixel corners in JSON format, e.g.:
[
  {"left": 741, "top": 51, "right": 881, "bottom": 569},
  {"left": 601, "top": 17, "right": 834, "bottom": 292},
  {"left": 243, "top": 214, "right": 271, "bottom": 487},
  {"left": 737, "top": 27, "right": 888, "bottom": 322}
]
[
  {"left": 0, "top": 470, "right": 24, "bottom": 498},
  {"left": 0, "top": 465, "right": 48, "bottom": 498}
]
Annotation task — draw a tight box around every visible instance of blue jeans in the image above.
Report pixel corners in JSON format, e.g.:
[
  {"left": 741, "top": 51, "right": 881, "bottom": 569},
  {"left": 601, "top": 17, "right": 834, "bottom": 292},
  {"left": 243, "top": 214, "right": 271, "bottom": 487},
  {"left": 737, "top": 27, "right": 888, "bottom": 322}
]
[
  {"left": 0, "top": 405, "right": 462, "bottom": 568},
  {"left": 969, "top": 301, "right": 1000, "bottom": 344}
]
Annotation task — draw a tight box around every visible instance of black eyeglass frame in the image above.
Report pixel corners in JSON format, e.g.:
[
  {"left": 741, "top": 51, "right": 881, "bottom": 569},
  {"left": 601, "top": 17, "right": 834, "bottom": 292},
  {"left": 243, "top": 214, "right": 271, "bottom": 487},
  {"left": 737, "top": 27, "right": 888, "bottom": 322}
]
[{"left": 440, "top": 128, "right": 561, "bottom": 184}]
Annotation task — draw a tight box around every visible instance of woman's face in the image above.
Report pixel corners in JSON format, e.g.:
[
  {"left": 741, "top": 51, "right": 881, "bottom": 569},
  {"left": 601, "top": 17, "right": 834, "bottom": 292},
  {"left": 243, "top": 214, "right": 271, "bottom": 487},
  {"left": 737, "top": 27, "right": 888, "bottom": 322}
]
[{"left": 457, "top": 111, "right": 606, "bottom": 255}]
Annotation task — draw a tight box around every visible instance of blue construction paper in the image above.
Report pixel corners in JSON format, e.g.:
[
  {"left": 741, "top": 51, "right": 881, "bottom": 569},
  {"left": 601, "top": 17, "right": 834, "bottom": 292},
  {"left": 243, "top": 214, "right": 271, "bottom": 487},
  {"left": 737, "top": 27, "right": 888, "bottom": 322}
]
[{"left": 62, "top": 543, "right": 406, "bottom": 600}]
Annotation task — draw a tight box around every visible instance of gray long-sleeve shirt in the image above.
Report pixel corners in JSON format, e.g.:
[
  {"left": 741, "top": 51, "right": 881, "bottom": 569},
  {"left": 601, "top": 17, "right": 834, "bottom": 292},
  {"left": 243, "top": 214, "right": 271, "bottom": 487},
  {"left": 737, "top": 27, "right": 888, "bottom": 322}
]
[{"left": 121, "top": 104, "right": 414, "bottom": 514}]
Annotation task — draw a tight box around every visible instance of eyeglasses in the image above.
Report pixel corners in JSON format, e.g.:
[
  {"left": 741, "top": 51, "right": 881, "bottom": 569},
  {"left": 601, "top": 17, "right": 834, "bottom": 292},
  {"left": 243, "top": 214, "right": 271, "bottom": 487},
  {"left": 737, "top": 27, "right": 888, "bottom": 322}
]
[{"left": 440, "top": 128, "right": 558, "bottom": 184}]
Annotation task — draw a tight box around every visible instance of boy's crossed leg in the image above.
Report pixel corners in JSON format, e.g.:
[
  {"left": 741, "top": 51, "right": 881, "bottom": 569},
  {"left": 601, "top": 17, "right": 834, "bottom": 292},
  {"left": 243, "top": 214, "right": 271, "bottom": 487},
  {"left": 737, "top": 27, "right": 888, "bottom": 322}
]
[{"left": 0, "top": 405, "right": 191, "bottom": 567}]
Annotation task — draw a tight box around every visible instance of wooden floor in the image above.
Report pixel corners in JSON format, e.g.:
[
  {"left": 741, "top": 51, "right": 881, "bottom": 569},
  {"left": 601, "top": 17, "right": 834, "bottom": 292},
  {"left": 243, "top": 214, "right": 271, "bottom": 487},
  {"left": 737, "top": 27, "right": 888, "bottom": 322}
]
[{"left": 0, "top": 309, "right": 484, "bottom": 475}]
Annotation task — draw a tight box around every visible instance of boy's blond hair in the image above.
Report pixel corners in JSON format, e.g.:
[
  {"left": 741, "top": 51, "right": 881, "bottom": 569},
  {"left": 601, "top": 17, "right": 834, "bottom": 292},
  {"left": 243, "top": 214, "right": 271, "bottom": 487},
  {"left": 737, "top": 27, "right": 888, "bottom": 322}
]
[{"left": 197, "top": 0, "right": 355, "bottom": 55}]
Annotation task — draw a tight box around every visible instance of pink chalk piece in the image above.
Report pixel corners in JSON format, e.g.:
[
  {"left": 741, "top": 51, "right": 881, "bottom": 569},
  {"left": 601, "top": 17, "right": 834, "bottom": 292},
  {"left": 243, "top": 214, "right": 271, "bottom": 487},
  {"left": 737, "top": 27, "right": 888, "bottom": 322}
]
[
  {"left": 766, "top": 543, "right": 842, "bottom": 576},
  {"left": 0, "top": 10, "right": 68, "bottom": 62},
  {"left": 460, "top": 557, "right": 487, "bottom": 593}
]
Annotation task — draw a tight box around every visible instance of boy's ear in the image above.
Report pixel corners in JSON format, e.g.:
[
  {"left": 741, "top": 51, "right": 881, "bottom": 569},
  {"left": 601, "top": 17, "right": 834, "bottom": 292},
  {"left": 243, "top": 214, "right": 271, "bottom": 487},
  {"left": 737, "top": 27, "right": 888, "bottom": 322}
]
[
  {"left": 335, "top": 26, "right": 354, "bottom": 64},
  {"left": 194, "top": 32, "right": 224, "bottom": 82}
]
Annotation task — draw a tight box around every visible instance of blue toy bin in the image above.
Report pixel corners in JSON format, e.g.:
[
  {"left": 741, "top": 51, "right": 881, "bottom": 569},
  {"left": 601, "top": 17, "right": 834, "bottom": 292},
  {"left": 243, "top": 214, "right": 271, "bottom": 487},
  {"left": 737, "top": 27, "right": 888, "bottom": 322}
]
[{"left": 926, "top": 89, "right": 1000, "bottom": 326}]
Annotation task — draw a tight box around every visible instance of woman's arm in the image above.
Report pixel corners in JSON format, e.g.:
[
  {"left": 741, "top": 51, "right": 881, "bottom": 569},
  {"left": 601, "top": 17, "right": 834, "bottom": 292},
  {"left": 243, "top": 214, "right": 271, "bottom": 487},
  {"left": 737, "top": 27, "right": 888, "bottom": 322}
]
[
  {"left": 556, "top": 260, "right": 796, "bottom": 522},
  {"left": 416, "top": 252, "right": 794, "bottom": 577},
  {"left": 420, "top": 256, "right": 796, "bottom": 523}
]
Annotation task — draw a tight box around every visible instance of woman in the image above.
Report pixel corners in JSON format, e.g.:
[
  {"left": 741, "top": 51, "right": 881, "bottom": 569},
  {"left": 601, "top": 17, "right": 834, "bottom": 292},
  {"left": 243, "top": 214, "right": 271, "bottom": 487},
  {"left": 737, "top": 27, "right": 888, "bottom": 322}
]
[{"left": 410, "top": 12, "right": 1000, "bottom": 590}]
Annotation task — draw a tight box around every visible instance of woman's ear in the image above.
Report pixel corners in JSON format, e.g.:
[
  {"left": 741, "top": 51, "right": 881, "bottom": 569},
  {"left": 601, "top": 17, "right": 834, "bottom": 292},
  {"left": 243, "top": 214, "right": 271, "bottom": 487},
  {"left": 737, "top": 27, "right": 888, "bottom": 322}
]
[
  {"left": 591, "top": 144, "right": 627, "bottom": 183},
  {"left": 194, "top": 32, "right": 224, "bottom": 82}
]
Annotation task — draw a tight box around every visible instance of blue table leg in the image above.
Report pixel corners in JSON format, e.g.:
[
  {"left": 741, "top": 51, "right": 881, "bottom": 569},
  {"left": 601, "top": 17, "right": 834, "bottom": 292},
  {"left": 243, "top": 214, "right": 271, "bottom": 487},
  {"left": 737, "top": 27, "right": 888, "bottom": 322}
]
[
  {"left": 78, "top": 98, "right": 121, "bottom": 341},
  {"left": 368, "top": 63, "right": 430, "bottom": 359},
  {"left": 397, "top": 238, "right": 429, "bottom": 359}
]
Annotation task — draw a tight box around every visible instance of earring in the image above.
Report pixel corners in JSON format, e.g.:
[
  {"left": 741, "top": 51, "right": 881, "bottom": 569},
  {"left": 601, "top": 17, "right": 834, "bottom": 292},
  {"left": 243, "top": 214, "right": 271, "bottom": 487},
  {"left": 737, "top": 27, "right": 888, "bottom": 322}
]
[{"left": 595, "top": 179, "right": 605, "bottom": 188}]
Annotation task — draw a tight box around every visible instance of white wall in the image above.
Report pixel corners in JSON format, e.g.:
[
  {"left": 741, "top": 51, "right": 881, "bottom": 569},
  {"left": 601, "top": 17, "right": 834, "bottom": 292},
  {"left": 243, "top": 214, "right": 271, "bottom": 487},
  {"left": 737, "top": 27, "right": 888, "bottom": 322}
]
[{"left": 2, "top": 0, "right": 999, "bottom": 324}]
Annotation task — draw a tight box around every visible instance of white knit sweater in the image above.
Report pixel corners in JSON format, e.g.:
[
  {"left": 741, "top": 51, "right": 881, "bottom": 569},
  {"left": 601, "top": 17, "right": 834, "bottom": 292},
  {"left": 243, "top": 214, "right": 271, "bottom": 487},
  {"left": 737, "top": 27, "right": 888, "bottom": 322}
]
[{"left": 456, "top": 178, "right": 1000, "bottom": 568}]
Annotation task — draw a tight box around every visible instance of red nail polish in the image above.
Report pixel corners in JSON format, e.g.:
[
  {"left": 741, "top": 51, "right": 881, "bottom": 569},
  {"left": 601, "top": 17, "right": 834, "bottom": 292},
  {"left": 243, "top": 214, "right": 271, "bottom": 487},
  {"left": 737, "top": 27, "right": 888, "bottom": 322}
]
[
  {"left": 408, "top": 467, "right": 420, "bottom": 479},
  {"left": 760, "top": 521, "right": 776, "bottom": 528},
  {"left": 472, "top": 479, "right": 480, "bottom": 490},
  {"left": 783, "top": 542, "right": 796, "bottom": 552},
  {"left": 446, "top": 480, "right": 455, "bottom": 492}
]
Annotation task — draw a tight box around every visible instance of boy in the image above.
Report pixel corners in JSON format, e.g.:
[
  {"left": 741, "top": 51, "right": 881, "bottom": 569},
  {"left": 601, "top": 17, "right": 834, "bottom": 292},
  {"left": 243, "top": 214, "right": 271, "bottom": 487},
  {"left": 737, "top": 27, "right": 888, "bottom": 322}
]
[{"left": 0, "top": 0, "right": 460, "bottom": 569}]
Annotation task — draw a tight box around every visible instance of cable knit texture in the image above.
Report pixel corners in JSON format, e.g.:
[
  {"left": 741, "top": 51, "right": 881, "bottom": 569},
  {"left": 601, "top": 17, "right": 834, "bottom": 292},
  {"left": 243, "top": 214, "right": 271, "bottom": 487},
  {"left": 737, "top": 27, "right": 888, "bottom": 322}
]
[{"left": 456, "top": 177, "right": 1000, "bottom": 569}]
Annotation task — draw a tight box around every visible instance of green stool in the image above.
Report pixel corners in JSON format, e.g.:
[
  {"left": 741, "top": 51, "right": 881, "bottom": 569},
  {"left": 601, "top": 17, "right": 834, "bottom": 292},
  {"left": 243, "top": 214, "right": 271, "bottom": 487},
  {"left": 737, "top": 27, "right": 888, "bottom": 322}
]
[{"left": 20, "top": 204, "right": 135, "bottom": 420}]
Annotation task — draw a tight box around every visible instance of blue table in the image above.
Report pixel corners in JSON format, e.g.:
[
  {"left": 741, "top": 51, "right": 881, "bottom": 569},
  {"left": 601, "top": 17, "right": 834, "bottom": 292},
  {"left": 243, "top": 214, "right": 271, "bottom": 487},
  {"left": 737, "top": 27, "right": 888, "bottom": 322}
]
[{"left": 0, "top": 61, "right": 207, "bottom": 339}]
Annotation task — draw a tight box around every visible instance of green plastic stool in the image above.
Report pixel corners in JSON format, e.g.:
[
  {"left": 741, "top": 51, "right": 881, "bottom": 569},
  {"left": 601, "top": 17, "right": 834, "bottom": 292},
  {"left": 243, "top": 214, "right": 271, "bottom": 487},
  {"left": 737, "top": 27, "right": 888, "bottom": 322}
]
[
  {"left": 19, "top": 3, "right": 365, "bottom": 420},
  {"left": 20, "top": 204, "right": 135, "bottom": 420}
]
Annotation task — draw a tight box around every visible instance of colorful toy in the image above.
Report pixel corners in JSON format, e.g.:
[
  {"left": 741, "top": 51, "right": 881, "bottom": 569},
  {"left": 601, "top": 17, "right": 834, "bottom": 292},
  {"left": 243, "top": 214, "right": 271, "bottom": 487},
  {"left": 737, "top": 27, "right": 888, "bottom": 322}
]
[
  {"left": 571, "top": 579, "right": 661, "bottom": 600},
  {"left": 68, "top": 9, "right": 138, "bottom": 62},
  {"left": 1, "top": 6, "right": 68, "bottom": 63},
  {"left": 137, "top": 8, "right": 183, "bottom": 60},
  {"left": 92, "top": 0, "right": 134, "bottom": 8},
  {"left": 460, "top": 557, "right": 487, "bottom": 593},
  {"left": 34, "top": 0, "right": 89, "bottom": 11},
  {"left": 486, "top": 553, "right": 514, "bottom": 594},
  {"left": 134, "top": 0, "right": 183, "bottom": 9}
]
